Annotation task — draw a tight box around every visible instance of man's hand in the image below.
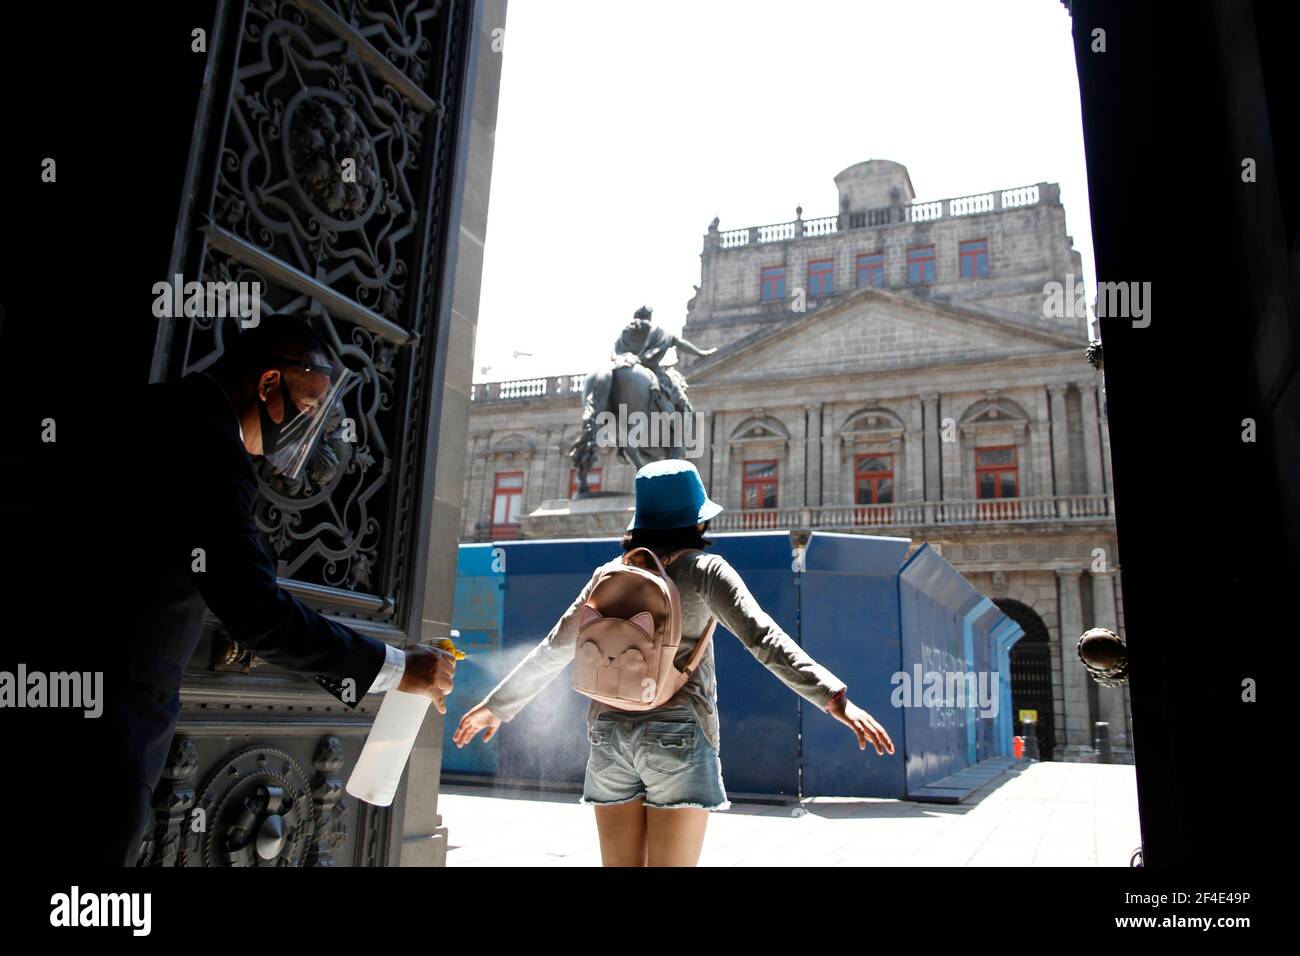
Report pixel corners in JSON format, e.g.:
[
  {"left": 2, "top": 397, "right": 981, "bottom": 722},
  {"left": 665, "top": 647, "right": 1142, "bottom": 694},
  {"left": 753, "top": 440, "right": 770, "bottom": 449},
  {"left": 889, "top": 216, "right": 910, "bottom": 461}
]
[
  {"left": 828, "top": 695, "right": 895, "bottom": 756},
  {"left": 397, "top": 645, "right": 456, "bottom": 714},
  {"left": 453, "top": 703, "right": 502, "bottom": 747}
]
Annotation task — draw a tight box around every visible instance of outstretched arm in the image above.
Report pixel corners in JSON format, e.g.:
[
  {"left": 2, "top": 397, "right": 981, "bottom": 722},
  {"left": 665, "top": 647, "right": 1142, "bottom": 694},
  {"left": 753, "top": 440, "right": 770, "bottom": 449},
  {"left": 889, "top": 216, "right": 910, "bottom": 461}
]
[
  {"left": 476, "top": 566, "right": 604, "bottom": 722},
  {"left": 672, "top": 334, "right": 717, "bottom": 358},
  {"left": 693, "top": 553, "right": 894, "bottom": 755}
]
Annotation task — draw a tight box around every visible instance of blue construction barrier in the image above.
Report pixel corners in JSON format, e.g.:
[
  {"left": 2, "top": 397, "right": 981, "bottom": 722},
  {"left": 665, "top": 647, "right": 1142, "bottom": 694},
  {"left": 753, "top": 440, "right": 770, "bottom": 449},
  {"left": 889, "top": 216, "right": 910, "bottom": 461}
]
[
  {"left": 445, "top": 531, "right": 1020, "bottom": 800},
  {"left": 799, "top": 532, "right": 910, "bottom": 799}
]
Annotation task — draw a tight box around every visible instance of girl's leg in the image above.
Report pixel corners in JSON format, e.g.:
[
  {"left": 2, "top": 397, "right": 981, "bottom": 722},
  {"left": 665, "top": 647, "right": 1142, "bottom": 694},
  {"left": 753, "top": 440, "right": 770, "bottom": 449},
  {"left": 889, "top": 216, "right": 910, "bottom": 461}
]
[
  {"left": 593, "top": 799, "right": 649, "bottom": 866},
  {"left": 645, "top": 807, "right": 709, "bottom": 866}
]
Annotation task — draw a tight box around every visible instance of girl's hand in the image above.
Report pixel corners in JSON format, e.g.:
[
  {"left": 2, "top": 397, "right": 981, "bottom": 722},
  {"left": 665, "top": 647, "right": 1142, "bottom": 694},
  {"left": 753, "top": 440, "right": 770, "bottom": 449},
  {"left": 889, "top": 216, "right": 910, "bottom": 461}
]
[
  {"left": 453, "top": 703, "right": 502, "bottom": 748},
  {"left": 828, "top": 696, "right": 895, "bottom": 756}
]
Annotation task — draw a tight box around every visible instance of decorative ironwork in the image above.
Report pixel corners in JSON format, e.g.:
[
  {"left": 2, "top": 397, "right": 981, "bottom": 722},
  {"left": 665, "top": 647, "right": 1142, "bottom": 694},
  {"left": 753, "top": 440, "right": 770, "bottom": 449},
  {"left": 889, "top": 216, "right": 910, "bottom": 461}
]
[
  {"left": 138, "top": 737, "right": 200, "bottom": 867},
  {"left": 185, "top": 746, "right": 315, "bottom": 867},
  {"left": 165, "top": 0, "right": 467, "bottom": 622},
  {"left": 307, "top": 735, "right": 349, "bottom": 866}
]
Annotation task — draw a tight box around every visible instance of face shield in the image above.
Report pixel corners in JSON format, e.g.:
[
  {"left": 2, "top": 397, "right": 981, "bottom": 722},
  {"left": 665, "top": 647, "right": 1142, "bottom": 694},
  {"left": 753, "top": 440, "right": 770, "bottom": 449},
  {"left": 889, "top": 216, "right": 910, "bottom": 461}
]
[{"left": 256, "top": 354, "right": 352, "bottom": 481}]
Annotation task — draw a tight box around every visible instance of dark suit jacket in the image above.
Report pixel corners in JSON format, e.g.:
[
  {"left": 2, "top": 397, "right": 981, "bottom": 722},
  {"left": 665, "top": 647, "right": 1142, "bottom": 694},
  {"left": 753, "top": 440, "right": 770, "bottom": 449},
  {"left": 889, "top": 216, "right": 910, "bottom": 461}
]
[{"left": 110, "top": 372, "right": 387, "bottom": 792}]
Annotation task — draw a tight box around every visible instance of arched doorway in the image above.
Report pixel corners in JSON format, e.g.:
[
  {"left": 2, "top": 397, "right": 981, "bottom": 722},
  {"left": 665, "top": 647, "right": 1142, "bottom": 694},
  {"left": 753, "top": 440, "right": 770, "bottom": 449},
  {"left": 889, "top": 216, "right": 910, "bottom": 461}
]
[{"left": 996, "top": 599, "right": 1057, "bottom": 762}]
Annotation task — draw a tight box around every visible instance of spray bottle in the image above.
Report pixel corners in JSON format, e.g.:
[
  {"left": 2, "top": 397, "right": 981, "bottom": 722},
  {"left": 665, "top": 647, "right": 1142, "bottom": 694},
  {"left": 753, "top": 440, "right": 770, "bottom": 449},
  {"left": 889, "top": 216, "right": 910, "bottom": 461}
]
[{"left": 346, "top": 630, "right": 466, "bottom": 806}]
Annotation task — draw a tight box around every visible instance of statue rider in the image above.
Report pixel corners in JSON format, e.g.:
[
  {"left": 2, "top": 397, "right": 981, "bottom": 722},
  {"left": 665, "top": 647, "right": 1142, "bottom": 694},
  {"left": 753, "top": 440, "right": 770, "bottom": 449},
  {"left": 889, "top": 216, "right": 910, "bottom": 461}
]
[{"left": 569, "top": 305, "right": 717, "bottom": 492}]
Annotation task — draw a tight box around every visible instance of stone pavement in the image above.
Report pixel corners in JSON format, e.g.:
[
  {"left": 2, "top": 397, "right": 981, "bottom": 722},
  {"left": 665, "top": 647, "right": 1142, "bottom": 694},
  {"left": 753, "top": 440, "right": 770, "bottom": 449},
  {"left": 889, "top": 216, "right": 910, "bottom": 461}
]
[{"left": 439, "top": 760, "right": 1141, "bottom": 866}]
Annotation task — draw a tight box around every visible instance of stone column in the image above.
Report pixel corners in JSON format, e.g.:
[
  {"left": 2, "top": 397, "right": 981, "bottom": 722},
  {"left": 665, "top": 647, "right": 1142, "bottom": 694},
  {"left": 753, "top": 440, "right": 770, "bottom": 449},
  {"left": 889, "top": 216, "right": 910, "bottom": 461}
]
[
  {"left": 1028, "top": 421, "right": 1053, "bottom": 499},
  {"left": 791, "top": 410, "right": 808, "bottom": 509},
  {"left": 718, "top": 412, "right": 731, "bottom": 508},
  {"left": 938, "top": 396, "right": 960, "bottom": 501},
  {"left": 698, "top": 410, "right": 715, "bottom": 488},
  {"left": 1078, "top": 381, "right": 1104, "bottom": 496},
  {"left": 827, "top": 429, "right": 843, "bottom": 505},
  {"left": 707, "top": 411, "right": 717, "bottom": 494},
  {"left": 904, "top": 396, "right": 924, "bottom": 502},
  {"left": 805, "top": 403, "right": 823, "bottom": 507},
  {"left": 1056, "top": 569, "right": 1092, "bottom": 749},
  {"left": 921, "top": 392, "right": 940, "bottom": 502},
  {"left": 1047, "top": 384, "right": 1072, "bottom": 497},
  {"left": 1089, "top": 570, "right": 1129, "bottom": 748},
  {"left": 821, "top": 404, "right": 836, "bottom": 505}
]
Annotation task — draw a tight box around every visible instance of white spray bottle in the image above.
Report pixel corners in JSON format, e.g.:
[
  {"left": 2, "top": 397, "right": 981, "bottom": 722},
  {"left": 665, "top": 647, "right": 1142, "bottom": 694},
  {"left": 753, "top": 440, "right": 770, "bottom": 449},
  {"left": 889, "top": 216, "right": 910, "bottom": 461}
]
[{"left": 346, "top": 630, "right": 463, "bottom": 806}]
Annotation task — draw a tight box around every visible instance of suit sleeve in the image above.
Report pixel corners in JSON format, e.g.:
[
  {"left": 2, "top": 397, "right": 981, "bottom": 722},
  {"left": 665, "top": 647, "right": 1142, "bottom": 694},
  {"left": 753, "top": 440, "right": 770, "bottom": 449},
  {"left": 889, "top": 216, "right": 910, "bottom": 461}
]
[{"left": 182, "top": 418, "right": 386, "bottom": 707}]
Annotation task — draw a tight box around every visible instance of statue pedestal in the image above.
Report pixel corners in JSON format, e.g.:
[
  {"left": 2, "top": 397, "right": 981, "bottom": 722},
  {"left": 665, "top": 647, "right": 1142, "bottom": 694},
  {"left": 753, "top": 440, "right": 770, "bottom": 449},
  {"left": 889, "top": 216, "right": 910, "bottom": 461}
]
[{"left": 520, "top": 491, "right": 636, "bottom": 538}]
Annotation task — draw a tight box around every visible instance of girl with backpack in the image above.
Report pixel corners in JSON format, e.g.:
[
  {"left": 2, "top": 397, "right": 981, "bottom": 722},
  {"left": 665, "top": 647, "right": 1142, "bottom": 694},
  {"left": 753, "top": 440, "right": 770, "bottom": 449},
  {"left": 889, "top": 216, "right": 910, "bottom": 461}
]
[{"left": 452, "top": 458, "right": 895, "bottom": 866}]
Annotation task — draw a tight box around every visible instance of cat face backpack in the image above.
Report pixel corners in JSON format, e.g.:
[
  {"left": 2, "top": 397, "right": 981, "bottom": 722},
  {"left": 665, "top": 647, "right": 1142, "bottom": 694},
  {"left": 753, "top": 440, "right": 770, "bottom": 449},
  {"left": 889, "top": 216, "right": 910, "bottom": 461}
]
[{"left": 571, "top": 547, "right": 717, "bottom": 711}]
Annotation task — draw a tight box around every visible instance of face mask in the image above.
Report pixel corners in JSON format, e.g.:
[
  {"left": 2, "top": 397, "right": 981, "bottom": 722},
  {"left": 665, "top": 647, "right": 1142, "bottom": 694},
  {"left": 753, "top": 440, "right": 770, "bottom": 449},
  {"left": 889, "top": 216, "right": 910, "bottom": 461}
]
[
  {"left": 257, "top": 374, "right": 306, "bottom": 458},
  {"left": 254, "top": 361, "right": 352, "bottom": 480}
]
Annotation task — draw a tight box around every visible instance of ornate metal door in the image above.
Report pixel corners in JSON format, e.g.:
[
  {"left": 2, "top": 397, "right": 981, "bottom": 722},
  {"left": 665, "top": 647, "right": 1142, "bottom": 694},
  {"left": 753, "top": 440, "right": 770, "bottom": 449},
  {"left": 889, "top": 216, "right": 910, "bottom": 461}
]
[{"left": 144, "top": 0, "right": 479, "bottom": 866}]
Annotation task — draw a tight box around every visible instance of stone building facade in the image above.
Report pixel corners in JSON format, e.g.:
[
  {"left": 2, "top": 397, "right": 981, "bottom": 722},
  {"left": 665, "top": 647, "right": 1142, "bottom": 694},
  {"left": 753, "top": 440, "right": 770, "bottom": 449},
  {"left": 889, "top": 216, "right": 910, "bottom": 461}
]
[{"left": 463, "top": 160, "right": 1128, "bottom": 762}]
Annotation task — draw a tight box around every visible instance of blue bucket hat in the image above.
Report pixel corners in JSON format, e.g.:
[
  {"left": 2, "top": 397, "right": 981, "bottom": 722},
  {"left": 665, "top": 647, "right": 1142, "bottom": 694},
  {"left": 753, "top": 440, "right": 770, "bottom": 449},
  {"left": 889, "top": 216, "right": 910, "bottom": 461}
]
[{"left": 627, "top": 459, "right": 724, "bottom": 531}]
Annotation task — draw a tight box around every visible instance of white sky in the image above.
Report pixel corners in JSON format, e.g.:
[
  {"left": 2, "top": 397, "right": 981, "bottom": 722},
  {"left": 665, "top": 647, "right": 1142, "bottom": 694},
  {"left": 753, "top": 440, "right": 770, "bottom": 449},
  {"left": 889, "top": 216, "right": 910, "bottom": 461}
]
[{"left": 473, "top": 0, "right": 1094, "bottom": 383}]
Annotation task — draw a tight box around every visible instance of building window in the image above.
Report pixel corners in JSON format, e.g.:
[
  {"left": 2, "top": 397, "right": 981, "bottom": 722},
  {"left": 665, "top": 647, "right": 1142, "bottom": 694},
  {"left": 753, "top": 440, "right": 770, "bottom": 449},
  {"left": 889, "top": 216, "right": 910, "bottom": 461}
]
[
  {"left": 854, "top": 454, "right": 894, "bottom": 503},
  {"left": 760, "top": 266, "right": 786, "bottom": 301},
  {"left": 807, "top": 259, "right": 834, "bottom": 297},
  {"left": 959, "top": 238, "right": 989, "bottom": 278},
  {"left": 491, "top": 471, "right": 524, "bottom": 538},
  {"left": 975, "top": 445, "right": 1020, "bottom": 519},
  {"left": 856, "top": 253, "right": 885, "bottom": 288},
  {"left": 569, "top": 467, "right": 602, "bottom": 496},
  {"left": 741, "top": 459, "right": 779, "bottom": 529},
  {"left": 853, "top": 453, "right": 894, "bottom": 526},
  {"left": 742, "top": 459, "right": 779, "bottom": 508},
  {"left": 906, "top": 245, "right": 935, "bottom": 284}
]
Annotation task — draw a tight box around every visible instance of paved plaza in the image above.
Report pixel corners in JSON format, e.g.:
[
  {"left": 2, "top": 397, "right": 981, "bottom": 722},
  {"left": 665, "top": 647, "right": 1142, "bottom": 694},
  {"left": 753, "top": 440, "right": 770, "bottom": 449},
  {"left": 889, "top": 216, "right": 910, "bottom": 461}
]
[{"left": 439, "top": 760, "right": 1141, "bottom": 866}]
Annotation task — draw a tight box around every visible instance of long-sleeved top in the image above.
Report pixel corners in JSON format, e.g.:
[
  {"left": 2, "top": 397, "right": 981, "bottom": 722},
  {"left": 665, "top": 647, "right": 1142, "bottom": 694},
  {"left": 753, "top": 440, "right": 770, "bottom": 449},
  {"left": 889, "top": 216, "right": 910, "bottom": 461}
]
[{"left": 479, "top": 548, "right": 848, "bottom": 751}]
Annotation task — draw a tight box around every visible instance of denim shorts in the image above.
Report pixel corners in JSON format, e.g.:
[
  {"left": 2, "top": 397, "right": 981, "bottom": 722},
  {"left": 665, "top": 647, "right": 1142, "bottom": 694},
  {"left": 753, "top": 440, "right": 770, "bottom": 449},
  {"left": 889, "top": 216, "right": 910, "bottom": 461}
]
[{"left": 579, "top": 705, "right": 730, "bottom": 811}]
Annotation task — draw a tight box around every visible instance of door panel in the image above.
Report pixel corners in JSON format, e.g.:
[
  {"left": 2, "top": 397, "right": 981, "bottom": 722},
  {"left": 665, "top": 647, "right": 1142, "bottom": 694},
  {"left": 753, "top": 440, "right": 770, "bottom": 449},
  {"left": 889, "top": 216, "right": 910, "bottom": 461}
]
[{"left": 142, "top": 0, "right": 478, "bottom": 866}]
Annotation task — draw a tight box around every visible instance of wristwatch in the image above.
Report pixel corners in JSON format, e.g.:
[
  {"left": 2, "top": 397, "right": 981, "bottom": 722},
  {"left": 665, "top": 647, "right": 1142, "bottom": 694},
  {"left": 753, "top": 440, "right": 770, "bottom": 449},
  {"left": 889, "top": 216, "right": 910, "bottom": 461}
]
[{"left": 824, "top": 687, "right": 847, "bottom": 712}]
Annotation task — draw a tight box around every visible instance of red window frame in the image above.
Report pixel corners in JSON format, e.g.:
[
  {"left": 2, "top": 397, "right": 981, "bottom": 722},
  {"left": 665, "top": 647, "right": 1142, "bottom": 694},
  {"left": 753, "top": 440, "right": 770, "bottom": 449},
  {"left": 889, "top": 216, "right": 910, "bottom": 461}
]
[
  {"left": 853, "top": 453, "right": 895, "bottom": 526},
  {"left": 740, "top": 459, "right": 779, "bottom": 528},
  {"left": 975, "top": 445, "right": 1020, "bottom": 519},
  {"left": 569, "top": 467, "right": 602, "bottom": 497},
  {"left": 807, "top": 259, "right": 834, "bottom": 296},
  {"left": 760, "top": 265, "right": 786, "bottom": 301},
  {"left": 906, "top": 245, "right": 936, "bottom": 284},
  {"left": 855, "top": 252, "right": 884, "bottom": 288},
  {"left": 491, "top": 471, "right": 525, "bottom": 539},
  {"left": 959, "top": 238, "right": 989, "bottom": 278}
]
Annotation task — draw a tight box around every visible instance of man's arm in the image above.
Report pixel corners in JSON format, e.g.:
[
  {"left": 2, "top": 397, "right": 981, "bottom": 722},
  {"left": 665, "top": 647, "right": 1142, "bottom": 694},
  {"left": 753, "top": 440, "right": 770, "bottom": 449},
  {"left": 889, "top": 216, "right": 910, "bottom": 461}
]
[{"left": 183, "top": 422, "right": 386, "bottom": 705}]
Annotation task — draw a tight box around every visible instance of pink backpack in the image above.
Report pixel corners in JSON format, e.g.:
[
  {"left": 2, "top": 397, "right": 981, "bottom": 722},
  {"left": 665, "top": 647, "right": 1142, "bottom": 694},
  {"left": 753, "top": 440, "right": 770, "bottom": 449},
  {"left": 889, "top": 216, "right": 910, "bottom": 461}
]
[{"left": 572, "top": 547, "right": 717, "bottom": 711}]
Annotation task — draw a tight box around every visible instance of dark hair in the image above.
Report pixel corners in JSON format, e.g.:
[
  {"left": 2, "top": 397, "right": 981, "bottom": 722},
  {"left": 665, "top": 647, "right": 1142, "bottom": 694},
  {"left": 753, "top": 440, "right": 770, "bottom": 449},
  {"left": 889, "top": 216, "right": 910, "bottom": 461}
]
[
  {"left": 218, "top": 313, "right": 331, "bottom": 380},
  {"left": 620, "top": 519, "right": 713, "bottom": 559}
]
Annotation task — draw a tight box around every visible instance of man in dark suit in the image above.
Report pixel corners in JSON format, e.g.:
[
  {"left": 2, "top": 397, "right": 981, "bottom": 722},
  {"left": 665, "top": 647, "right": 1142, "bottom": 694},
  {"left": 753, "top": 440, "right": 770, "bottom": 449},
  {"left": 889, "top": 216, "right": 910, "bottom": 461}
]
[{"left": 86, "top": 314, "right": 455, "bottom": 865}]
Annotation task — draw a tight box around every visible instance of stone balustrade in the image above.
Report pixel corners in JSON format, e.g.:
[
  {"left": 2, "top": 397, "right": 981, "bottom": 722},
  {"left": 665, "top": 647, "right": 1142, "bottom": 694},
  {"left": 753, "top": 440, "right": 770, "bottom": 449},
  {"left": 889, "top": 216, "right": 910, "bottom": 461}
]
[
  {"left": 471, "top": 373, "right": 586, "bottom": 403},
  {"left": 709, "top": 494, "right": 1113, "bottom": 531},
  {"left": 712, "top": 183, "right": 1049, "bottom": 250}
]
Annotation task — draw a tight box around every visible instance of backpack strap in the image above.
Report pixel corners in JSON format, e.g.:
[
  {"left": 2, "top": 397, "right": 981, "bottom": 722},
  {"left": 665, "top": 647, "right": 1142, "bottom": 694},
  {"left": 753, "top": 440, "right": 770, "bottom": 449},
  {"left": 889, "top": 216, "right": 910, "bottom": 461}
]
[
  {"left": 680, "top": 616, "right": 716, "bottom": 679},
  {"left": 664, "top": 548, "right": 715, "bottom": 679},
  {"left": 624, "top": 546, "right": 669, "bottom": 578}
]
